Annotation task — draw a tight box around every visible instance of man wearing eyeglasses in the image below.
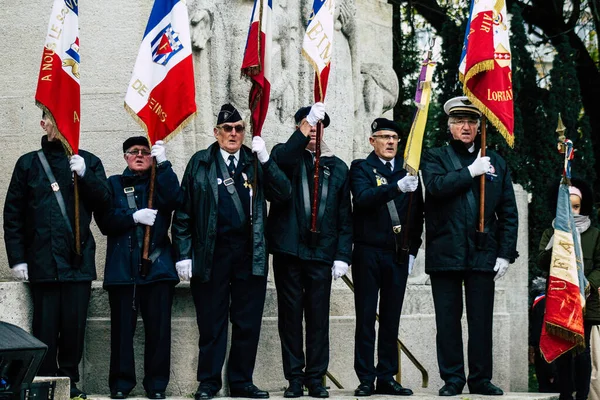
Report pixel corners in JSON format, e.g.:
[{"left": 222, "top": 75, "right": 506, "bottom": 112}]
[
  {"left": 172, "top": 104, "right": 291, "bottom": 400},
  {"left": 420, "top": 96, "right": 518, "bottom": 396},
  {"left": 96, "top": 136, "right": 182, "bottom": 399},
  {"left": 348, "top": 118, "right": 423, "bottom": 397},
  {"left": 4, "top": 112, "right": 111, "bottom": 400},
  {"left": 267, "top": 103, "right": 352, "bottom": 398}
]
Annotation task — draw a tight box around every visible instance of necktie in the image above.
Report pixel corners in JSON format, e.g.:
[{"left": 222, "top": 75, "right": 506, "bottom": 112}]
[
  {"left": 228, "top": 155, "right": 236, "bottom": 177},
  {"left": 385, "top": 161, "right": 393, "bottom": 172}
]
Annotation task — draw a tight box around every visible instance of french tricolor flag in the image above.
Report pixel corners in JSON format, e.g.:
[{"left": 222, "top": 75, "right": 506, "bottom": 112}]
[
  {"left": 241, "top": 0, "right": 272, "bottom": 137},
  {"left": 35, "top": 0, "right": 81, "bottom": 154},
  {"left": 125, "top": 0, "right": 196, "bottom": 144},
  {"left": 302, "top": 0, "right": 335, "bottom": 102}
]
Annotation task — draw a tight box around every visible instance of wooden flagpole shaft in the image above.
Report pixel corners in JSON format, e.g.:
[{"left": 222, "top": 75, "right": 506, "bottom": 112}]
[
  {"left": 478, "top": 115, "right": 487, "bottom": 232},
  {"left": 310, "top": 121, "right": 323, "bottom": 232},
  {"left": 73, "top": 174, "right": 81, "bottom": 255},
  {"left": 141, "top": 158, "right": 157, "bottom": 277}
]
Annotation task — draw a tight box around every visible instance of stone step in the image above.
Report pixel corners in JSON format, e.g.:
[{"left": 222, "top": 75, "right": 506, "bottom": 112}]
[{"left": 87, "top": 392, "right": 559, "bottom": 400}]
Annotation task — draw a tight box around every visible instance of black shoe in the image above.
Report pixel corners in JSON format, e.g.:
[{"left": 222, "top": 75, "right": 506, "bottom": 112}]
[
  {"left": 375, "top": 380, "right": 413, "bottom": 396},
  {"left": 307, "top": 383, "right": 329, "bottom": 398},
  {"left": 70, "top": 386, "right": 88, "bottom": 400},
  {"left": 354, "top": 381, "right": 374, "bottom": 397},
  {"left": 439, "top": 383, "right": 462, "bottom": 396},
  {"left": 230, "top": 384, "right": 270, "bottom": 399},
  {"left": 111, "top": 391, "right": 128, "bottom": 399},
  {"left": 195, "top": 385, "right": 217, "bottom": 400},
  {"left": 284, "top": 381, "right": 303, "bottom": 398},
  {"left": 469, "top": 382, "right": 503, "bottom": 396},
  {"left": 146, "top": 391, "right": 166, "bottom": 399}
]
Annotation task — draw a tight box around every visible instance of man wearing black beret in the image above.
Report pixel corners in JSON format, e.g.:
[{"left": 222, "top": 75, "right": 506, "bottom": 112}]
[
  {"left": 95, "top": 137, "right": 182, "bottom": 399},
  {"left": 350, "top": 118, "right": 423, "bottom": 396},
  {"left": 421, "top": 96, "right": 518, "bottom": 396},
  {"left": 172, "top": 104, "right": 291, "bottom": 400},
  {"left": 267, "top": 102, "right": 352, "bottom": 398}
]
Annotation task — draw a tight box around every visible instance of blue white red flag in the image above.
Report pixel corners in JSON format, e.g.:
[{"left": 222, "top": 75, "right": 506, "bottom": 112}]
[
  {"left": 540, "top": 179, "right": 588, "bottom": 363},
  {"left": 302, "top": 0, "right": 335, "bottom": 102},
  {"left": 125, "top": 0, "right": 196, "bottom": 144},
  {"left": 241, "top": 0, "right": 272, "bottom": 137},
  {"left": 35, "top": 0, "right": 81, "bottom": 154},
  {"left": 459, "top": 0, "right": 514, "bottom": 147}
]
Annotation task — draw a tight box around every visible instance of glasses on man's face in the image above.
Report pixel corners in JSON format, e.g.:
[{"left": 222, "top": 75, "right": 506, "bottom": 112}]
[
  {"left": 218, "top": 124, "right": 245, "bottom": 133},
  {"left": 451, "top": 119, "right": 478, "bottom": 127},
  {"left": 125, "top": 149, "right": 152, "bottom": 157},
  {"left": 372, "top": 134, "right": 399, "bottom": 142}
]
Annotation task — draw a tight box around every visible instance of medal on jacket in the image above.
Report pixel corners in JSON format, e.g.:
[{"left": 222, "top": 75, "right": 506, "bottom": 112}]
[
  {"left": 486, "top": 164, "right": 497, "bottom": 181},
  {"left": 373, "top": 168, "right": 387, "bottom": 186},
  {"left": 242, "top": 172, "right": 252, "bottom": 191}
]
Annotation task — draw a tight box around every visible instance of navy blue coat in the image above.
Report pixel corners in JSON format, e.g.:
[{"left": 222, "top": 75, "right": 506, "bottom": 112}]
[
  {"left": 421, "top": 140, "right": 519, "bottom": 273},
  {"left": 267, "top": 130, "right": 353, "bottom": 265},
  {"left": 97, "top": 161, "right": 182, "bottom": 287},
  {"left": 172, "top": 143, "right": 291, "bottom": 283},
  {"left": 350, "top": 151, "right": 423, "bottom": 257}
]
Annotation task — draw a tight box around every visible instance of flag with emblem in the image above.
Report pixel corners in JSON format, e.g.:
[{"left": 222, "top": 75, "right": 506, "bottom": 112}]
[
  {"left": 241, "top": 0, "right": 272, "bottom": 137},
  {"left": 540, "top": 180, "right": 588, "bottom": 362},
  {"left": 302, "top": 0, "right": 335, "bottom": 102},
  {"left": 404, "top": 53, "right": 435, "bottom": 175},
  {"left": 458, "top": 0, "right": 514, "bottom": 147},
  {"left": 125, "top": 0, "right": 196, "bottom": 144},
  {"left": 35, "top": 0, "right": 81, "bottom": 154}
]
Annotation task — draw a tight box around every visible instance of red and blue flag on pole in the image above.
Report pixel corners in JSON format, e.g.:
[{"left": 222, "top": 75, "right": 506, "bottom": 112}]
[
  {"left": 125, "top": 0, "right": 196, "bottom": 144},
  {"left": 35, "top": 0, "right": 81, "bottom": 154},
  {"left": 241, "top": 0, "right": 273, "bottom": 137},
  {"left": 302, "top": 0, "right": 335, "bottom": 102}
]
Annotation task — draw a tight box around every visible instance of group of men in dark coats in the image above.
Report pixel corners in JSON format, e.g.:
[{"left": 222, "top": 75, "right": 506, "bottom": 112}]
[{"left": 3, "top": 96, "right": 518, "bottom": 400}]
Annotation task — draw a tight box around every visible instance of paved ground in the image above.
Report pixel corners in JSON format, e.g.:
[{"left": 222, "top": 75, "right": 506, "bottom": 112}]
[{"left": 88, "top": 392, "right": 560, "bottom": 400}]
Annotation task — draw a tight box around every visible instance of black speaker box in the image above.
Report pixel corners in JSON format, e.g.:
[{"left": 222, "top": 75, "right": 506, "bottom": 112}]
[{"left": 0, "top": 322, "right": 47, "bottom": 398}]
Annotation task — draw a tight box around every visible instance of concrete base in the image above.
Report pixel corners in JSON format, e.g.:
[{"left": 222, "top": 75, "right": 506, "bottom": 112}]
[{"left": 87, "top": 392, "right": 559, "bottom": 400}]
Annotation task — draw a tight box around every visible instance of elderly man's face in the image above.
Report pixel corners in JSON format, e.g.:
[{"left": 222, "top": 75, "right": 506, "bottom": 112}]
[
  {"left": 369, "top": 130, "right": 399, "bottom": 161},
  {"left": 124, "top": 145, "right": 153, "bottom": 174},
  {"left": 449, "top": 117, "right": 479, "bottom": 145},
  {"left": 214, "top": 121, "right": 246, "bottom": 154}
]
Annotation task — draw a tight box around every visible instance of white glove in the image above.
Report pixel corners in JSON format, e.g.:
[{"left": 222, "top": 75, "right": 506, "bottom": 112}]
[
  {"left": 408, "top": 255, "right": 415, "bottom": 275},
  {"left": 493, "top": 257, "right": 510, "bottom": 281},
  {"left": 397, "top": 175, "right": 418, "bottom": 193},
  {"left": 332, "top": 260, "right": 349, "bottom": 280},
  {"left": 306, "top": 102, "right": 326, "bottom": 127},
  {"left": 11, "top": 263, "right": 28, "bottom": 281},
  {"left": 151, "top": 140, "right": 167, "bottom": 164},
  {"left": 69, "top": 155, "right": 86, "bottom": 178},
  {"left": 176, "top": 259, "right": 192, "bottom": 281},
  {"left": 252, "top": 136, "right": 269, "bottom": 164},
  {"left": 467, "top": 150, "right": 491, "bottom": 178},
  {"left": 132, "top": 208, "right": 158, "bottom": 226}
]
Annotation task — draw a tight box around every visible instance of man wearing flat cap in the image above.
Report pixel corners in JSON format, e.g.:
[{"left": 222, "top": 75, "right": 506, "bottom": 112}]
[
  {"left": 349, "top": 118, "right": 423, "bottom": 397},
  {"left": 172, "top": 104, "right": 291, "bottom": 400},
  {"left": 96, "top": 137, "right": 182, "bottom": 399},
  {"left": 267, "top": 102, "right": 352, "bottom": 398},
  {"left": 421, "top": 96, "right": 518, "bottom": 396}
]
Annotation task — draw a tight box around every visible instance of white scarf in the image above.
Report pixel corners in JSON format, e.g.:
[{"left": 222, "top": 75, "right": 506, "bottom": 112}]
[{"left": 545, "top": 214, "right": 591, "bottom": 250}]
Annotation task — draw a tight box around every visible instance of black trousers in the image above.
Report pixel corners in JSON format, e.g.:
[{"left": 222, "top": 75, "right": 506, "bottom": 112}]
[
  {"left": 555, "top": 320, "right": 593, "bottom": 400},
  {"left": 30, "top": 281, "right": 92, "bottom": 384},
  {"left": 353, "top": 245, "right": 408, "bottom": 384},
  {"left": 190, "top": 243, "right": 267, "bottom": 392},
  {"left": 429, "top": 271, "right": 495, "bottom": 390},
  {"left": 107, "top": 282, "right": 175, "bottom": 394},
  {"left": 273, "top": 254, "right": 332, "bottom": 386}
]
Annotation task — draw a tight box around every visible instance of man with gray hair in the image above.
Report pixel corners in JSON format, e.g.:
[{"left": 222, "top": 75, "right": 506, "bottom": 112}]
[{"left": 421, "top": 96, "right": 518, "bottom": 397}]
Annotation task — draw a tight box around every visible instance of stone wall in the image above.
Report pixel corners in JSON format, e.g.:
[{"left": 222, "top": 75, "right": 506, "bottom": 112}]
[{"left": 0, "top": 0, "right": 528, "bottom": 395}]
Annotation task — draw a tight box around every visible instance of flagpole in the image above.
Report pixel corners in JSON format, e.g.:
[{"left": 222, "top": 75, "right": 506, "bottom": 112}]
[
  {"left": 478, "top": 115, "right": 487, "bottom": 233},
  {"left": 141, "top": 158, "right": 156, "bottom": 278},
  {"left": 310, "top": 120, "right": 323, "bottom": 237},
  {"left": 74, "top": 174, "right": 81, "bottom": 256}
]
